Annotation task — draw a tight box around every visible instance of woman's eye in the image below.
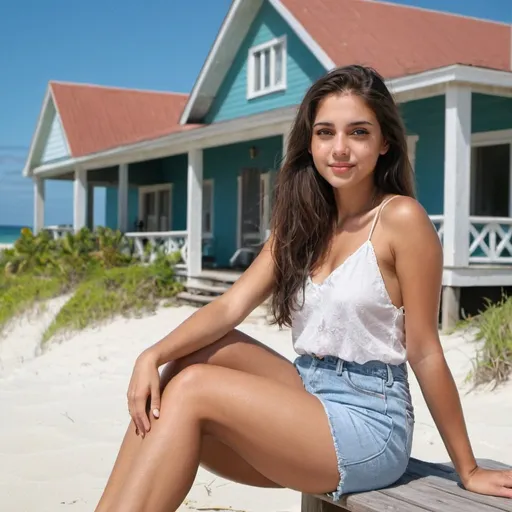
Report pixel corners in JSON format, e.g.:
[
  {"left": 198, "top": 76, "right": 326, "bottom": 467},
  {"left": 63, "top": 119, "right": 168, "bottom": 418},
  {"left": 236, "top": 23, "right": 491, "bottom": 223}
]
[{"left": 352, "top": 129, "right": 369, "bottom": 136}]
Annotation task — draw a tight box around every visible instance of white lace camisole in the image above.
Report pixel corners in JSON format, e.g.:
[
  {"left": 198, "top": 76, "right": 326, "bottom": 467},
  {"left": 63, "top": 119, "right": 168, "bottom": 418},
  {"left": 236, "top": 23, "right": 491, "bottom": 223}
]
[{"left": 291, "top": 196, "right": 406, "bottom": 365}]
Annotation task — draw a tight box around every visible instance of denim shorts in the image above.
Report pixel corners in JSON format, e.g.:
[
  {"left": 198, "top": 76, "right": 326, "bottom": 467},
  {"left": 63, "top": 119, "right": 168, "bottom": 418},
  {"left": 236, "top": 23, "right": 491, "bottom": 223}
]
[{"left": 294, "top": 354, "right": 414, "bottom": 501}]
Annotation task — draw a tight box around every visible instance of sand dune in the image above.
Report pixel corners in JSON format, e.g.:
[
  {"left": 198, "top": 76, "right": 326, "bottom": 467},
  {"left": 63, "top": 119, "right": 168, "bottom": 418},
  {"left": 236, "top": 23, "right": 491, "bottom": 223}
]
[{"left": 0, "top": 303, "right": 511, "bottom": 511}]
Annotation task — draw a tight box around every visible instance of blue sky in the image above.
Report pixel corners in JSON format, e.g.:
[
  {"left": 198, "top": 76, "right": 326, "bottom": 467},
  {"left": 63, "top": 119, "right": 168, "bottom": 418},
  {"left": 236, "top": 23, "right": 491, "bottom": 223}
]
[{"left": 0, "top": 0, "right": 511, "bottom": 227}]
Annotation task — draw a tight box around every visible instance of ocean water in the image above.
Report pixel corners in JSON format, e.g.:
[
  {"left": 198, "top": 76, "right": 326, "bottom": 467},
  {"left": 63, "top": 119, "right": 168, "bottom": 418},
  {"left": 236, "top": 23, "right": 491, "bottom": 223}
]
[{"left": 0, "top": 225, "right": 27, "bottom": 244}]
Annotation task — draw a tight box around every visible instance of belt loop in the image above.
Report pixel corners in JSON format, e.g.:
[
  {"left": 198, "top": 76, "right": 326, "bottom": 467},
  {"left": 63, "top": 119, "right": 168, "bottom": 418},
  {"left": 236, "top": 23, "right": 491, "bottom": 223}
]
[
  {"left": 336, "top": 358, "right": 344, "bottom": 376},
  {"left": 385, "top": 364, "right": 394, "bottom": 387}
]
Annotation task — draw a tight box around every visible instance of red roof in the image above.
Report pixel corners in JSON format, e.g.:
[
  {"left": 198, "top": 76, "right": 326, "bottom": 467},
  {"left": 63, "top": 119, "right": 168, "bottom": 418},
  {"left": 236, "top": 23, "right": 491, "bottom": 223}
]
[
  {"left": 50, "top": 82, "right": 201, "bottom": 158},
  {"left": 281, "top": 0, "right": 511, "bottom": 78}
]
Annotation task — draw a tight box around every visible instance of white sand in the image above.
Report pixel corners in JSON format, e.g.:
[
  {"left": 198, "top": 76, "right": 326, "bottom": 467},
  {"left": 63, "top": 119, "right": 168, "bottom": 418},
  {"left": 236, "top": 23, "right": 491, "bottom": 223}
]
[{"left": 0, "top": 303, "right": 511, "bottom": 512}]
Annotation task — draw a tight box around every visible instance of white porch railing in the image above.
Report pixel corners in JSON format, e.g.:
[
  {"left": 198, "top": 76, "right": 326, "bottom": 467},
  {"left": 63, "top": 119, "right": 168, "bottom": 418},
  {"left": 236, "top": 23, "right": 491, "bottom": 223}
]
[
  {"left": 429, "top": 215, "right": 444, "bottom": 242},
  {"left": 125, "top": 231, "right": 188, "bottom": 268},
  {"left": 44, "top": 225, "right": 74, "bottom": 239},
  {"left": 428, "top": 215, "right": 512, "bottom": 264},
  {"left": 469, "top": 216, "right": 512, "bottom": 264}
]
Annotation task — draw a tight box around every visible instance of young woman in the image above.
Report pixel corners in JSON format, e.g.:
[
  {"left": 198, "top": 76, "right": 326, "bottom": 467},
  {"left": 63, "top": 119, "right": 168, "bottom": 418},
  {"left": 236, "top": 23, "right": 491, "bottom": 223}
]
[{"left": 95, "top": 65, "right": 512, "bottom": 512}]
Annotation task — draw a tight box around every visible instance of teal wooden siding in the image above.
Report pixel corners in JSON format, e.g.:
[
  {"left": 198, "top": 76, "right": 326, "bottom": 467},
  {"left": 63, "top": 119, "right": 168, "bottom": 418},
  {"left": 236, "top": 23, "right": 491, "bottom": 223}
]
[
  {"left": 205, "top": 136, "right": 282, "bottom": 266},
  {"left": 204, "top": 1, "right": 325, "bottom": 123},
  {"left": 41, "top": 102, "right": 70, "bottom": 164},
  {"left": 162, "top": 154, "right": 188, "bottom": 231},
  {"left": 472, "top": 93, "right": 512, "bottom": 133},
  {"left": 105, "top": 187, "right": 139, "bottom": 230},
  {"left": 400, "top": 96, "right": 445, "bottom": 215}
]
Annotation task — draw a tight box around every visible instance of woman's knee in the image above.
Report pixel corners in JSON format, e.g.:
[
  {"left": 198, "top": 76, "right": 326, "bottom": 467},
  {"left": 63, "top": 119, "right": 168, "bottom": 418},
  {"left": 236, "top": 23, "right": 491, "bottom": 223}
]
[
  {"left": 159, "top": 329, "right": 242, "bottom": 389},
  {"left": 160, "top": 364, "right": 212, "bottom": 415}
]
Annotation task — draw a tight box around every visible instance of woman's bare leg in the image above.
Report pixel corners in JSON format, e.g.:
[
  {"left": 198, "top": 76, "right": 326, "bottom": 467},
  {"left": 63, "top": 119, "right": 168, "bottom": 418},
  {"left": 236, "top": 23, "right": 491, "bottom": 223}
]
[
  {"left": 110, "top": 363, "right": 339, "bottom": 512},
  {"left": 94, "top": 329, "right": 304, "bottom": 511}
]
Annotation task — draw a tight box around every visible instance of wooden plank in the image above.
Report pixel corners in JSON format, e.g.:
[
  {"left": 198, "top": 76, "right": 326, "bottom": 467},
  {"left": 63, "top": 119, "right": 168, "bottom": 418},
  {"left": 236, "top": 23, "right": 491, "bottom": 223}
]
[
  {"left": 303, "top": 458, "right": 512, "bottom": 512},
  {"left": 420, "top": 475, "right": 512, "bottom": 511},
  {"left": 380, "top": 477, "right": 504, "bottom": 512},
  {"left": 307, "top": 492, "right": 432, "bottom": 512}
]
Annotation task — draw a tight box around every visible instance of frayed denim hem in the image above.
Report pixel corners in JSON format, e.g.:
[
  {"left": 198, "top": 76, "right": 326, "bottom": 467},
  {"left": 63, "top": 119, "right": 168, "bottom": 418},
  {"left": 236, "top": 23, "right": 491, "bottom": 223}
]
[{"left": 316, "top": 396, "right": 346, "bottom": 502}]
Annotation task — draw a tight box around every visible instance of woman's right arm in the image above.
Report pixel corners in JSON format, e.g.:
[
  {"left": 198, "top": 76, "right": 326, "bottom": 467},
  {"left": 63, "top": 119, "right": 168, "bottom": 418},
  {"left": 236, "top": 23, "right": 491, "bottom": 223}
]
[
  {"left": 127, "top": 237, "right": 277, "bottom": 437},
  {"left": 146, "top": 236, "right": 276, "bottom": 366}
]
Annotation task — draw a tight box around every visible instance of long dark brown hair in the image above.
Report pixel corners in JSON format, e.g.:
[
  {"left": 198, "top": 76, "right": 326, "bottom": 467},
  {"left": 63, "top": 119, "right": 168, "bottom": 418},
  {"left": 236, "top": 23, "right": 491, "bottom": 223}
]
[{"left": 269, "top": 64, "right": 415, "bottom": 327}]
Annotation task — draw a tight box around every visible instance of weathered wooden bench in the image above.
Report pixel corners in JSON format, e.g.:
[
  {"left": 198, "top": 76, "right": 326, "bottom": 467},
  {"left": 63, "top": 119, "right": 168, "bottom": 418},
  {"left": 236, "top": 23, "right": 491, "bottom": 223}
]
[{"left": 302, "top": 458, "right": 512, "bottom": 511}]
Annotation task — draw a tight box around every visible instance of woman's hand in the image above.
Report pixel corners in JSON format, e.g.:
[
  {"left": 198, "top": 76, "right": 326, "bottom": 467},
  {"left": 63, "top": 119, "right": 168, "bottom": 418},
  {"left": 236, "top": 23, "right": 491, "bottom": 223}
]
[
  {"left": 127, "top": 349, "right": 161, "bottom": 438},
  {"left": 463, "top": 466, "right": 512, "bottom": 498}
]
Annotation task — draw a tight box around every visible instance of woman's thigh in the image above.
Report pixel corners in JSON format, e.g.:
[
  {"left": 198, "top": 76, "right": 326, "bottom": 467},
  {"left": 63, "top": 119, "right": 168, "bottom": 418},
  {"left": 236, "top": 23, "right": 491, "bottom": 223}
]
[
  {"left": 160, "top": 363, "right": 339, "bottom": 494},
  {"left": 160, "top": 328, "right": 306, "bottom": 486}
]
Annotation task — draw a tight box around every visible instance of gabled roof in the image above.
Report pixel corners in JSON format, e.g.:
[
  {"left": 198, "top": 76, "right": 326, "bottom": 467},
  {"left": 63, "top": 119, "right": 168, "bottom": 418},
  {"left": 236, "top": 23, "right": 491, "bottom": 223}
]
[
  {"left": 50, "top": 82, "right": 200, "bottom": 157},
  {"left": 180, "top": 0, "right": 511, "bottom": 124},
  {"left": 24, "top": 82, "right": 201, "bottom": 174}
]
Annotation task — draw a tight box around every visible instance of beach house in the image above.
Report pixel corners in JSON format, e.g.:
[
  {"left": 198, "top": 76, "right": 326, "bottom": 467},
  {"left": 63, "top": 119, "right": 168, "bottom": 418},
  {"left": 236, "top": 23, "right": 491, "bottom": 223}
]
[{"left": 22, "top": 0, "right": 512, "bottom": 328}]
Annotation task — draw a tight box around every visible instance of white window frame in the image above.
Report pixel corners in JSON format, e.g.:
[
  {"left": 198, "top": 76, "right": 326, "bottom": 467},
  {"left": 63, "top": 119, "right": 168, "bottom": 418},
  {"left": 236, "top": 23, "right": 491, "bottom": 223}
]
[
  {"left": 471, "top": 129, "right": 512, "bottom": 216},
  {"left": 138, "top": 183, "right": 173, "bottom": 232},
  {"left": 247, "top": 36, "right": 287, "bottom": 100},
  {"left": 202, "top": 179, "right": 214, "bottom": 239}
]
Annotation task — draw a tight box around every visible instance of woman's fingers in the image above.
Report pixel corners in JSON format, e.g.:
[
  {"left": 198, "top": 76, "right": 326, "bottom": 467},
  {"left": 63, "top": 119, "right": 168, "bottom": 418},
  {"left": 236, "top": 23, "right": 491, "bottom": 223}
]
[{"left": 150, "top": 376, "right": 161, "bottom": 420}]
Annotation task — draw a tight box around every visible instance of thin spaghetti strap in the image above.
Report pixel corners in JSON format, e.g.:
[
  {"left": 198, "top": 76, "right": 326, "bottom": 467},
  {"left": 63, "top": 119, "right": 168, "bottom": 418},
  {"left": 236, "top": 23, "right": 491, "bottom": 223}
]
[{"left": 368, "top": 195, "right": 401, "bottom": 241}]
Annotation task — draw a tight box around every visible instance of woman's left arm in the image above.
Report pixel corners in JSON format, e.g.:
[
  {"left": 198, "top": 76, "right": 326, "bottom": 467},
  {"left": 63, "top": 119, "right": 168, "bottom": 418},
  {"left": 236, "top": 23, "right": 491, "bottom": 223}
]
[{"left": 385, "top": 197, "right": 512, "bottom": 498}]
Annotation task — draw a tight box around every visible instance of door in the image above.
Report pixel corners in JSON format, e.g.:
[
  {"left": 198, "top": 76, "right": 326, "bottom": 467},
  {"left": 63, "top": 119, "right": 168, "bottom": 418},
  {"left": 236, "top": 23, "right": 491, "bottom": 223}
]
[
  {"left": 237, "top": 169, "right": 275, "bottom": 248},
  {"left": 139, "top": 185, "right": 172, "bottom": 232}
]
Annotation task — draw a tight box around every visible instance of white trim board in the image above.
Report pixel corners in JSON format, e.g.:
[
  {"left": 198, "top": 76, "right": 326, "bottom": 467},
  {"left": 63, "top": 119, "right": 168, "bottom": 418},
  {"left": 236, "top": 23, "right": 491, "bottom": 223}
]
[
  {"left": 28, "top": 65, "right": 512, "bottom": 179},
  {"left": 443, "top": 266, "right": 512, "bottom": 287},
  {"left": 31, "top": 106, "right": 297, "bottom": 177},
  {"left": 23, "top": 86, "right": 72, "bottom": 176}
]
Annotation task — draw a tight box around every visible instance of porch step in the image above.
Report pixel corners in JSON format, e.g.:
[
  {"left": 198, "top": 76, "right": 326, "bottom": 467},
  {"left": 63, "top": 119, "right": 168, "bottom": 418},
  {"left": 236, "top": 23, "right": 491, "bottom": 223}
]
[
  {"left": 186, "top": 283, "right": 230, "bottom": 295},
  {"left": 176, "top": 292, "right": 214, "bottom": 305}
]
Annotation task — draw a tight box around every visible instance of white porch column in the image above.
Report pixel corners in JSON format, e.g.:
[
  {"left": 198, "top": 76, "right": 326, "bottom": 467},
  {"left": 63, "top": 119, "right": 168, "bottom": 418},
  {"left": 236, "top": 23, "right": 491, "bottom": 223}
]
[
  {"left": 443, "top": 84, "right": 471, "bottom": 268},
  {"left": 73, "top": 168, "right": 87, "bottom": 232},
  {"left": 117, "top": 163, "right": 129, "bottom": 232},
  {"left": 87, "top": 184, "right": 94, "bottom": 230},
  {"left": 441, "top": 84, "right": 472, "bottom": 330},
  {"left": 33, "top": 177, "right": 45, "bottom": 234},
  {"left": 187, "top": 149, "right": 203, "bottom": 276}
]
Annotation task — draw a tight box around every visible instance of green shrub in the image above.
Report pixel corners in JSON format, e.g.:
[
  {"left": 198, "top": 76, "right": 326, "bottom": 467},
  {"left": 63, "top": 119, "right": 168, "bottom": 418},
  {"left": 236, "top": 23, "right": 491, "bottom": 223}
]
[
  {"left": 42, "top": 256, "right": 183, "bottom": 343},
  {"left": 0, "top": 228, "right": 183, "bottom": 342},
  {"left": 467, "top": 294, "right": 512, "bottom": 388}
]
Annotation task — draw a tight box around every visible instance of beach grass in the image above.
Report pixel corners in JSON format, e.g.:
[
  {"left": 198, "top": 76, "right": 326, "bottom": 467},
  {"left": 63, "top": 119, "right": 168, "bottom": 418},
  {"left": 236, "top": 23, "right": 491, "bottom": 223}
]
[
  {"left": 0, "top": 227, "right": 184, "bottom": 341},
  {"left": 42, "top": 259, "right": 183, "bottom": 343},
  {"left": 466, "top": 293, "right": 512, "bottom": 388}
]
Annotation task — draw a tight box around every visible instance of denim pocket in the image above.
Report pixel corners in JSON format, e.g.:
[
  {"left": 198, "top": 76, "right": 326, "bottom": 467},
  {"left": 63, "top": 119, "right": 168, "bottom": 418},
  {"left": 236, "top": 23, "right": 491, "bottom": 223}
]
[{"left": 342, "top": 370, "right": 386, "bottom": 398}]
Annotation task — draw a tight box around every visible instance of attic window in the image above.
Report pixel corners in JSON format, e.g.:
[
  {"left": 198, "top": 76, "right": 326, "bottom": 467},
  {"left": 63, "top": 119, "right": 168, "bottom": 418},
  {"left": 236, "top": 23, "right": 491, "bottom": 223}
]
[{"left": 247, "top": 36, "right": 287, "bottom": 99}]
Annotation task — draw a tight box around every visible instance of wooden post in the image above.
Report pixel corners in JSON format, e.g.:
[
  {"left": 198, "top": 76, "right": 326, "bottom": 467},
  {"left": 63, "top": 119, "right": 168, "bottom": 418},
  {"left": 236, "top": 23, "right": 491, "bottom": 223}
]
[
  {"left": 118, "top": 163, "right": 129, "bottom": 232},
  {"left": 187, "top": 148, "right": 203, "bottom": 277},
  {"left": 73, "top": 168, "right": 87, "bottom": 232},
  {"left": 442, "top": 286, "right": 460, "bottom": 332},
  {"left": 301, "top": 495, "right": 346, "bottom": 512},
  {"left": 33, "top": 176, "right": 45, "bottom": 235}
]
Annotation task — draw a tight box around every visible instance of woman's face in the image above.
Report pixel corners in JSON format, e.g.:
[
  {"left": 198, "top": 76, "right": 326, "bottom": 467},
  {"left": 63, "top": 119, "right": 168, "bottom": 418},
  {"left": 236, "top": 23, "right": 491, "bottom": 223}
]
[{"left": 310, "top": 92, "right": 388, "bottom": 190}]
